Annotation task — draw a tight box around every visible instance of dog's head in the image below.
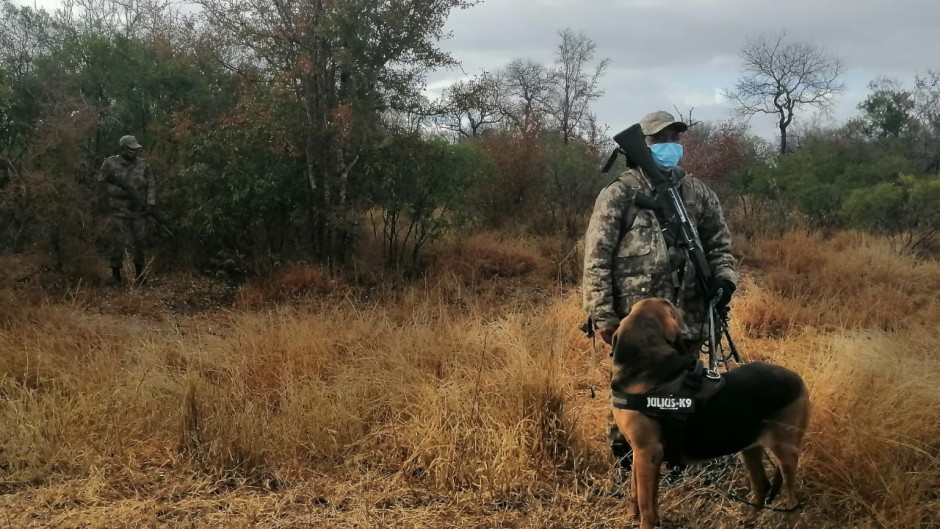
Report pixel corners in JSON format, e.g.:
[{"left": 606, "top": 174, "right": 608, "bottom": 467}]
[
  {"left": 611, "top": 298, "right": 690, "bottom": 382},
  {"left": 613, "top": 297, "right": 684, "bottom": 348}
]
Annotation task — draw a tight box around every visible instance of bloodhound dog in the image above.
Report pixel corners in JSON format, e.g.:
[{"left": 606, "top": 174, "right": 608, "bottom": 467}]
[{"left": 610, "top": 298, "right": 810, "bottom": 529}]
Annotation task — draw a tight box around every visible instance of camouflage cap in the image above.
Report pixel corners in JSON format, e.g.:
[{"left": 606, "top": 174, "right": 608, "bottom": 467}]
[
  {"left": 119, "top": 135, "right": 142, "bottom": 149},
  {"left": 639, "top": 111, "right": 688, "bottom": 136}
]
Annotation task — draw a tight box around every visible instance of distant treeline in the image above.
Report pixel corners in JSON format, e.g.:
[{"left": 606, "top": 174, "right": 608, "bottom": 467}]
[{"left": 1, "top": 0, "right": 937, "bottom": 278}]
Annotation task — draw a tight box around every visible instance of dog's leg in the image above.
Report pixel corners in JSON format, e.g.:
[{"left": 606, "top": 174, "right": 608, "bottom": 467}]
[
  {"left": 766, "top": 392, "right": 810, "bottom": 517},
  {"left": 768, "top": 398, "right": 808, "bottom": 527},
  {"left": 768, "top": 440, "right": 801, "bottom": 528},
  {"left": 739, "top": 446, "right": 770, "bottom": 516},
  {"left": 629, "top": 458, "right": 640, "bottom": 519},
  {"left": 769, "top": 441, "right": 801, "bottom": 509},
  {"left": 632, "top": 445, "right": 663, "bottom": 529}
]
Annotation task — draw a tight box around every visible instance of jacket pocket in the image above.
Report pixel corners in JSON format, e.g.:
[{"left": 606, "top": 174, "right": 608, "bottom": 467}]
[
  {"left": 613, "top": 273, "right": 654, "bottom": 316},
  {"left": 616, "top": 213, "right": 656, "bottom": 257}
]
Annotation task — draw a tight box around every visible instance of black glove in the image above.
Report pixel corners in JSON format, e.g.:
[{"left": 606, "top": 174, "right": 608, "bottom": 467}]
[{"left": 707, "top": 279, "right": 736, "bottom": 308}]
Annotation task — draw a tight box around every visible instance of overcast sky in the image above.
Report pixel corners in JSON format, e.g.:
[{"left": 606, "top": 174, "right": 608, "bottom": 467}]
[
  {"left": 425, "top": 0, "right": 940, "bottom": 139},
  {"left": 13, "top": 0, "right": 940, "bottom": 140}
]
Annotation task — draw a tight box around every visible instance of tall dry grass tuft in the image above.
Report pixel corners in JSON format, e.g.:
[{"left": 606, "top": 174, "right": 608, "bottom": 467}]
[
  {"left": 427, "top": 233, "right": 550, "bottom": 286},
  {"left": 179, "top": 379, "right": 202, "bottom": 461},
  {"left": 726, "top": 230, "right": 940, "bottom": 527},
  {"left": 181, "top": 292, "right": 601, "bottom": 493},
  {"left": 531, "top": 234, "right": 585, "bottom": 286},
  {"left": 0, "top": 297, "right": 127, "bottom": 391},
  {"left": 749, "top": 328, "right": 940, "bottom": 527},
  {"left": 736, "top": 231, "right": 940, "bottom": 334},
  {"left": 0, "top": 298, "right": 184, "bottom": 486},
  {"left": 362, "top": 311, "right": 594, "bottom": 495},
  {"left": 234, "top": 264, "right": 337, "bottom": 308}
]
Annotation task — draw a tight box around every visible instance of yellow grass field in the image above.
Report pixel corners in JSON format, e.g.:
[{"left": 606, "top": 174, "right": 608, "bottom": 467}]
[{"left": 1, "top": 231, "right": 938, "bottom": 528}]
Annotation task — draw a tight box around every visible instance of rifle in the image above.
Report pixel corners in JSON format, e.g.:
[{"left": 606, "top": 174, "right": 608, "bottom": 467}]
[
  {"left": 604, "top": 124, "right": 740, "bottom": 370},
  {"left": 104, "top": 174, "right": 174, "bottom": 237}
]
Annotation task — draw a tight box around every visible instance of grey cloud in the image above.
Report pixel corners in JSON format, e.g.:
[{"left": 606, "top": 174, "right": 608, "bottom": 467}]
[
  {"left": 429, "top": 0, "right": 939, "bottom": 137},
  {"left": 443, "top": 0, "right": 938, "bottom": 72}
]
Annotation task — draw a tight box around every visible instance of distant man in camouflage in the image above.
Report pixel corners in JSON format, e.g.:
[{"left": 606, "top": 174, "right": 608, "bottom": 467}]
[
  {"left": 582, "top": 111, "right": 738, "bottom": 477},
  {"left": 97, "top": 135, "right": 155, "bottom": 285}
]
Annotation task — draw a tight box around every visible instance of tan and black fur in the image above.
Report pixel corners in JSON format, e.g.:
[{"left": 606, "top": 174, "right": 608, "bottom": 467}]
[{"left": 611, "top": 298, "right": 810, "bottom": 529}]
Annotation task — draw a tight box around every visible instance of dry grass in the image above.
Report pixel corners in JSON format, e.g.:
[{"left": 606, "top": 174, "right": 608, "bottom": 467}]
[
  {"left": 234, "top": 264, "right": 337, "bottom": 309},
  {"left": 736, "top": 231, "right": 940, "bottom": 335},
  {"left": 1, "top": 231, "right": 938, "bottom": 528},
  {"left": 427, "top": 233, "right": 550, "bottom": 285}
]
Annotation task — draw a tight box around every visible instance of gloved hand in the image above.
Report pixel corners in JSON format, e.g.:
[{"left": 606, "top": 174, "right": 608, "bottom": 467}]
[{"left": 707, "top": 279, "right": 736, "bottom": 308}]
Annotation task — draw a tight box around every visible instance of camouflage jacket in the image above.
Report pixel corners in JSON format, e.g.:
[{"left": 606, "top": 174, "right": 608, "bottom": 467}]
[
  {"left": 582, "top": 166, "right": 738, "bottom": 341},
  {"left": 96, "top": 155, "right": 155, "bottom": 218}
]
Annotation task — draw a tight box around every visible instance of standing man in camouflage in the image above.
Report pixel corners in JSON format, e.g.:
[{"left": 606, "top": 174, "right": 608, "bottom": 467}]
[
  {"left": 97, "top": 135, "right": 156, "bottom": 285},
  {"left": 582, "top": 110, "right": 738, "bottom": 478}
]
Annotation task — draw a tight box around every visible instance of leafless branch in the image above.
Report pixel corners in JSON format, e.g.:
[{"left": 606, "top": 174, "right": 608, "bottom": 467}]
[{"left": 723, "top": 31, "right": 845, "bottom": 154}]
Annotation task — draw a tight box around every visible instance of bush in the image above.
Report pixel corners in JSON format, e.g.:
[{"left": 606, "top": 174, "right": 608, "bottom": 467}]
[
  {"left": 739, "top": 136, "right": 917, "bottom": 230},
  {"left": 359, "top": 135, "right": 492, "bottom": 270},
  {"left": 841, "top": 174, "right": 940, "bottom": 253}
]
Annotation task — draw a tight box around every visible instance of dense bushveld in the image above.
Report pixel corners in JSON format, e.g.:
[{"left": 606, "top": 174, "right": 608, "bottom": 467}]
[{"left": 1, "top": 231, "right": 938, "bottom": 528}]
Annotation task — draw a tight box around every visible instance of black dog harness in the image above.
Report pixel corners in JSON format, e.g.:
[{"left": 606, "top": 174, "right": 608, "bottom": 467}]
[{"left": 611, "top": 360, "right": 725, "bottom": 463}]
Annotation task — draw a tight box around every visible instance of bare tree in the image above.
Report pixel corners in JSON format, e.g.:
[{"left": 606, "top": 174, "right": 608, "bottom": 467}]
[
  {"left": 56, "top": 0, "right": 180, "bottom": 40},
  {"left": 547, "top": 28, "right": 609, "bottom": 145},
  {"left": 673, "top": 106, "right": 703, "bottom": 130},
  {"left": 437, "top": 73, "right": 502, "bottom": 139},
  {"left": 437, "top": 30, "right": 608, "bottom": 144},
  {"left": 724, "top": 31, "right": 845, "bottom": 155},
  {"left": 497, "top": 58, "right": 552, "bottom": 136}
]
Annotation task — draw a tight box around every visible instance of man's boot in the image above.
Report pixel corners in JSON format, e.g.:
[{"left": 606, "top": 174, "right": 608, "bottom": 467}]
[
  {"left": 111, "top": 266, "right": 123, "bottom": 285},
  {"left": 134, "top": 261, "right": 146, "bottom": 285}
]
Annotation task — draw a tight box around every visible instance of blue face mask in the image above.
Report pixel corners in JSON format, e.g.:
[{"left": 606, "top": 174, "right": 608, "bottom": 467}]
[{"left": 650, "top": 143, "right": 684, "bottom": 168}]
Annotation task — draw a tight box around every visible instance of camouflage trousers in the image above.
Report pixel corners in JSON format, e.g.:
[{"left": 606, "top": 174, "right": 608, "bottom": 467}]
[{"left": 107, "top": 215, "right": 149, "bottom": 268}]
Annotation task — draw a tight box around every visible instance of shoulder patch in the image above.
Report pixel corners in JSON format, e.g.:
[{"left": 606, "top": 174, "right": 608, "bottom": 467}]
[{"left": 616, "top": 169, "right": 645, "bottom": 189}]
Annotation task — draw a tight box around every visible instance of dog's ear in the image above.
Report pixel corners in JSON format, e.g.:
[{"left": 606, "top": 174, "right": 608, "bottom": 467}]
[
  {"left": 659, "top": 299, "right": 681, "bottom": 345},
  {"left": 610, "top": 323, "right": 622, "bottom": 358},
  {"left": 610, "top": 317, "right": 633, "bottom": 363}
]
